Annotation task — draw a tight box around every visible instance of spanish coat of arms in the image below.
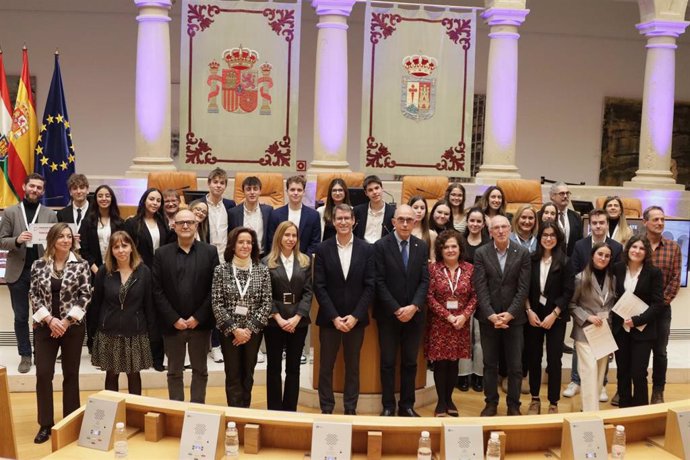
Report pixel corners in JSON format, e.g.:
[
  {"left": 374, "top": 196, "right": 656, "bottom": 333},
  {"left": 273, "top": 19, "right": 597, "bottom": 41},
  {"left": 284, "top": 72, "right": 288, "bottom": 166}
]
[{"left": 401, "top": 54, "right": 437, "bottom": 121}]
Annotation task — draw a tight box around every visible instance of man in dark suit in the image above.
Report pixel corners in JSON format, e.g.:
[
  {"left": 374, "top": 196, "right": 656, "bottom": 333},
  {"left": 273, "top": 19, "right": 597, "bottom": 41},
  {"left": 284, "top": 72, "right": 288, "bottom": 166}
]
[
  {"left": 0, "top": 173, "right": 57, "bottom": 373},
  {"left": 267, "top": 175, "right": 320, "bottom": 256},
  {"left": 153, "top": 209, "right": 220, "bottom": 403},
  {"left": 205, "top": 167, "right": 236, "bottom": 262},
  {"left": 472, "top": 215, "right": 531, "bottom": 416},
  {"left": 374, "top": 204, "right": 429, "bottom": 417},
  {"left": 56, "top": 173, "right": 89, "bottom": 232},
  {"left": 353, "top": 175, "right": 395, "bottom": 243},
  {"left": 228, "top": 175, "right": 273, "bottom": 256},
  {"left": 314, "top": 204, "right": 374, "bottom": 415},
  {"left": 549, "top": 181, "right": 582, "bottom": 257}
]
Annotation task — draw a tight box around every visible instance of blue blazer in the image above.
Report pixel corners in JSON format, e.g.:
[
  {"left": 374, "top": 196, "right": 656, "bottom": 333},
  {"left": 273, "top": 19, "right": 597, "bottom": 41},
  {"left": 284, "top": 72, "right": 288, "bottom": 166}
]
[
  {"left": 267, "top": 205, "right": 321, "bottom": 256},
  {"left": 228, "top": 203, "right": 273, "bottom": 254},
  {"left": 569, "top": 236, "right": 623, "bottom": 275}
]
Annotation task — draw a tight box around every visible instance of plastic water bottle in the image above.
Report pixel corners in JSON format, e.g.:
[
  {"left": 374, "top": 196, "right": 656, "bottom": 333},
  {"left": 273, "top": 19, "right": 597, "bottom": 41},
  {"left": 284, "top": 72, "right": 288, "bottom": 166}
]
[
  {"left": 113, "top": 422, "right": 128, "bottom": 458},
  {"left": 224, "top": 421, "right": 239, "bottom": 460},
  {"left": 611, "top": 425, "right": 626, "bottom": 459},
  {"left": 417, "top": 430, "right": 432, "bottom": 460},
  {"left": 486, "top": 431, "right": 501, "bottom": 460}
]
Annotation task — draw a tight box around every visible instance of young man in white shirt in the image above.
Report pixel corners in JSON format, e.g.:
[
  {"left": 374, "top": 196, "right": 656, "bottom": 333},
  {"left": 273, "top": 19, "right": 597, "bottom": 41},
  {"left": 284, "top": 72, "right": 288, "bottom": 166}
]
[
  {"left": 229, "top": 176, "right": 273, "bottom": 257},
  {"left": 267, "top": 175, "right": 320, "bottom": 256},
  {"left": 204, "top": 168, "right": 236, "bottom": 262},
  {"left": 353, "top": 175, "right": 395, "bottom": 243},
  {"left": 56, "top": 173, "right": 89, "bottom": 237}
]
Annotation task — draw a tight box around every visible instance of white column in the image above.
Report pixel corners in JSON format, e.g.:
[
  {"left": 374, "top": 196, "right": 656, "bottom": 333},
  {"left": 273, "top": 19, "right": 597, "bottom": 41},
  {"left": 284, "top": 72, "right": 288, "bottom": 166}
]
[
  {"left": 308, "top": 0, "right": 356, "bottom": 173},
  {"left": 625, "top": 19, "right": 688, "bottom": 189},
  {"left": 474, "top": 5, "right": 529, "bottom": 184},
  {"left": 126, "top": 0, "right": 175, "bottom": 177}
]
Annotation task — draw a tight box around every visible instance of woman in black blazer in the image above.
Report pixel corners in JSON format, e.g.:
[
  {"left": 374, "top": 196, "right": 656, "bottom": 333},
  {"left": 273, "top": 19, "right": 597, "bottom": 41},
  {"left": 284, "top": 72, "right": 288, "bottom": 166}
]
[
  {"left": 524, "top": 222, "right": 574, "bottom": 414},
  {"left": 613, "top": 234, "right": 663, "bottom": 408},
  {"left": 262, "top": 221, "right": 313, "bottom": 411}
]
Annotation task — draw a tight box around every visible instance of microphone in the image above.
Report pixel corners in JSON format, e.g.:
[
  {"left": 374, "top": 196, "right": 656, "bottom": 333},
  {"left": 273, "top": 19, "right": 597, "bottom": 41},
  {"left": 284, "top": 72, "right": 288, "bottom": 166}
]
[{"left": 383, "top": 190, "right": 396, "bottom": 205}]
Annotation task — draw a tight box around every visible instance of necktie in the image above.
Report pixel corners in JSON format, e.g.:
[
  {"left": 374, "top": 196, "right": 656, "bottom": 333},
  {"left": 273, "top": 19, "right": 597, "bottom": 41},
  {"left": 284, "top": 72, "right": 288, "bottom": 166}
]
[
  {"left": 400, "top": 239, "right": 409, "bottom": 269},
  {"left": 559, "top": 211, "right": 565, "bottom": 228},
  {"left": 76, "top": 208, "right": 82, "bottom": 226}
]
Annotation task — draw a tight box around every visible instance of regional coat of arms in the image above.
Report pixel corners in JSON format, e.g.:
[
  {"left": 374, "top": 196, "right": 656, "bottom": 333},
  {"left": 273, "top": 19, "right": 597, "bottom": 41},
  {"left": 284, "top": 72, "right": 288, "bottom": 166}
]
[
  {"left": 401, "top": 54, "right": 437, "bottom": 121},
  {"left": 207, "top": 45, "right": 274, "bottom": 115}
]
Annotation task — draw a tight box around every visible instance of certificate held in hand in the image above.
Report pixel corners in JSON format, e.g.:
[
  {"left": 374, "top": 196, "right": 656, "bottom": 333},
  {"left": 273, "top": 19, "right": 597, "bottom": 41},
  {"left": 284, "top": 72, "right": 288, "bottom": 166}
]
[{"left": 612, "top": 290, "right": 649, "bottom": 332}]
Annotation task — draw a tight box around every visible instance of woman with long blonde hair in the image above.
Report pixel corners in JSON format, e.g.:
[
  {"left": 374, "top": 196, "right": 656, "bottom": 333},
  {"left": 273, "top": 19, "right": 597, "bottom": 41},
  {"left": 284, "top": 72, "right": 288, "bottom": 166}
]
[{"left": 603, "top": 196, "right": 633, "bottom": 245}]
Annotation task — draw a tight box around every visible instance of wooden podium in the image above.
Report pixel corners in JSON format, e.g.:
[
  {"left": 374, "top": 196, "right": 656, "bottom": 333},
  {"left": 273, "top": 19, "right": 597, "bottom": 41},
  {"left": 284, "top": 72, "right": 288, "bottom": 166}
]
[{"left": 311, "top": 300, "right": 427, "bottom": 394}]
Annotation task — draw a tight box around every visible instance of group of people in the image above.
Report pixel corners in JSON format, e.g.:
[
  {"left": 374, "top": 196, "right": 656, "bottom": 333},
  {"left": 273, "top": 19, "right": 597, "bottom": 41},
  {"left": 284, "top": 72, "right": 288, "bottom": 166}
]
[{"left": 0, "top": 171, "right": 681, "bottom": 444}]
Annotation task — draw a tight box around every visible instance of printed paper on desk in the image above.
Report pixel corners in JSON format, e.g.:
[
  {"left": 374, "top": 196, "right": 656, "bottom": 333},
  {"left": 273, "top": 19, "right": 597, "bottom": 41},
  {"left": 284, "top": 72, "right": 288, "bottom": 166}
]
[
  {"left": 612, "top": 290, "right": 648, "bottom": 332},
  {"left": 583, "top": 321, "right": 618, "bottom": 360}
]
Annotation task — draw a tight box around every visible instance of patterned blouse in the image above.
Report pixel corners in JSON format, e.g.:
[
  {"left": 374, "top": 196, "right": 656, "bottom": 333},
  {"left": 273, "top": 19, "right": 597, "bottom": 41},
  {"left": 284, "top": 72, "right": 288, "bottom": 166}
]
[{"left": 211, "top": 261, "right": 272, "bottom": 336}]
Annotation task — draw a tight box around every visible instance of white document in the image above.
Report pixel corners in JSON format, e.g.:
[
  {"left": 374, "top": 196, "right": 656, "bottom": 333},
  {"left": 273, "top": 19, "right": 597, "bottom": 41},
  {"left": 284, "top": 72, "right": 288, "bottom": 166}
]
[
  {"left": 28, "top": 223, "right": 55, "bottom": 246},
  {"left": 612, "top": 290, "right": 648, "bottom": 332},
  {"left": 583, "top": 321, "right": 618, "bottom": 360}
]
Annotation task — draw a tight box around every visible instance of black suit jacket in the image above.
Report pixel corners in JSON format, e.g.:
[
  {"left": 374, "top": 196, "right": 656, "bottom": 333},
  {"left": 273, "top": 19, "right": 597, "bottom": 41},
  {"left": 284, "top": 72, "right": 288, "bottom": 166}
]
[
  {"left": 373, "top": 233, "right": 429, "bottom": 322},
  {"left": 528, "top": 254, "right": 574, "bottom": 321},
  {"left": 152, "top": 240, "right": 220, "bottom": 334},
  {"left": 612, "top": 262, "right": 663, "bottom": 341},
  {"left": 564, "top": 209, "right": 583, "bottom": 257},
  {"left": 353, "top": 202, "right": 396, "bottom": 241},
  {"left": 472, "top": 240, "right": 531, "bottom": 325},
  {"left": 266, "top": 205, "right": 321, "bottom": 256},
  {"left": 56, "top": 205, "right": 75, "bottom": 224},
  {"left": 78, "top": 217, "right": 125, "bottom": 269},
  {"left": 570, "top": 236, "right": 623, "bottom": 275},
  {"left": 228, "top": 203, "right": 273, "bottom": 253},
  {"left": 314, "top": 236, "right": 375, "bottom": 328},
  {"left": 124, "top": 216, "right": 172, "bottom": 268},
  {"left": 264, "top": 255, "right": 312, "bottom": 328}
]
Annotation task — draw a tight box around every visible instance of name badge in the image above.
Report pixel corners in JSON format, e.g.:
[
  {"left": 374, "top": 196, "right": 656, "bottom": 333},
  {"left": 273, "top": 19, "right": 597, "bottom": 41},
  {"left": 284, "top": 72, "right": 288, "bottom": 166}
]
[
  {"left": 447, "top": 300, "right": 459, "bottom": 310},
  {"left": 283, "top": 293, "right": 295, "bottom": 304},
  {"left": 539, "top": 295, "right": 547, "bottom": 306},
  {"left": 235, "top": 305, "right": 248, "bottom": 316}
]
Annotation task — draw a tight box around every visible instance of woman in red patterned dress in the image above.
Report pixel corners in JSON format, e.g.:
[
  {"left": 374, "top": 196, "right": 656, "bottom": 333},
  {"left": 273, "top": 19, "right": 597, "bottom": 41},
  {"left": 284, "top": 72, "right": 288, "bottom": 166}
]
[{"left": 425, "top": 229, "right": 477, "bottom": 417}]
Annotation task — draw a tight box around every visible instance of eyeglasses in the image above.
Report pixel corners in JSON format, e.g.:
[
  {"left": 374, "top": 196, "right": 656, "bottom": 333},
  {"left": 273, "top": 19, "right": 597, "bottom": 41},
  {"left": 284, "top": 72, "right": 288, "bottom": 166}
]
[
  {"left": 555, "top": 191, "right": 572, "bottom": 197},
  {"left": 395, "top": 217, "right": 415, "bottom": 225},
  {"left": 174, "top": 220, "right": 197, "bottom": 227},
  {"left": 541, "top": 233, "right": 557, "bottom": 240}
]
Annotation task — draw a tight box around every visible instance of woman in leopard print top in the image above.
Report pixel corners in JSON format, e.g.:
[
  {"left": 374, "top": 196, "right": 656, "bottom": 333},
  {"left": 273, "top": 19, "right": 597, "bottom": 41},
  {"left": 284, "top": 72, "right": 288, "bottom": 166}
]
[
  {"left": 29, "top": 223, "right": 91, "bottom": 444},
  {"left": 212, "top": 227, "right": 271, "bottom": 407}
]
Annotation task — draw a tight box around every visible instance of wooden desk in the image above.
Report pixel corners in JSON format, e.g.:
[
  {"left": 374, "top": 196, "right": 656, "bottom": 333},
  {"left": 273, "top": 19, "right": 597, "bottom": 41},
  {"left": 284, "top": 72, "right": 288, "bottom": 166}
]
[{"left": 0, "top": 366, "right": 18, "bottom": 459}]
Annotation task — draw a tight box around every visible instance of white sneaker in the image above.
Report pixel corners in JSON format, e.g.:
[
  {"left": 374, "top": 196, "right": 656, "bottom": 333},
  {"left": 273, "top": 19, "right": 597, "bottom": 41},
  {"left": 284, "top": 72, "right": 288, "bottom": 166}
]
[
  {"left": 256, "top": 352, "right": 265, "bottom": 364},
  {"left": 562, "top": 382, "right": 580, "bottom": 398},
  {"left": 599, "top": 386, "right": 609, "bottom": 403},
  {"left": 210, "top": 346, "right": 223, "bottom": 363}
]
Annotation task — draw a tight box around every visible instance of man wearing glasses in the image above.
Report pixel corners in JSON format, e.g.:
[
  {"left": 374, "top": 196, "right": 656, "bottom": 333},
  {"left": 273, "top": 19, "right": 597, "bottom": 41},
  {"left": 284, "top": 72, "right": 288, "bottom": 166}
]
[
  {"left": 153, "top": 209, "right": 220, "bottom": 403},
  {"left": 549, "top": 181, "right": 582, "bottom": 257},
  {"left": 374, "top": 205, "right": 429, "bottom": 417}
]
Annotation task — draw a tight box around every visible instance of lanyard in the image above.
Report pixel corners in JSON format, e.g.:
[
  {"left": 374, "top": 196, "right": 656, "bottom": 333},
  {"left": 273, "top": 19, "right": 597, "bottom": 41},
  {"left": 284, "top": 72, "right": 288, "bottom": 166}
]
[
  {"left": 443, "top": 266, "right": 462, "bottom": 295},
  {"left": 232, "top": 263, "right": 253, "bottom": 300},
  {"left": 20, "top": 202, "right": 41, "bottom": 230}
]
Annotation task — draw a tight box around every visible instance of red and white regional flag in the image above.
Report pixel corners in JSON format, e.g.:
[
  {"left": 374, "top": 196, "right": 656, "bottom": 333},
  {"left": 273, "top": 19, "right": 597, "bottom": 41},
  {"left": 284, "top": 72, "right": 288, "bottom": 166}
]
[{"left": 0, "top": 49, "right": 18, "bottom": 207}]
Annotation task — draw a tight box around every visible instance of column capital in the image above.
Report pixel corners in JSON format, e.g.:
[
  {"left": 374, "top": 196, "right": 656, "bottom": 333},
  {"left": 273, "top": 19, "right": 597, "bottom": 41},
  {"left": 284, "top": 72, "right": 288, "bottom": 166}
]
[
  {"left": 638, "top": 0, "right": 689, "bottom": 23},
  {"left": 481, "top": 8, "right": 530, "bottom": 27},
  {"left": 636, "top": 19, "right": 689, "bottom": 38},
  {"left": 311, "top": 0, "right": 356, "bottom": 17}
]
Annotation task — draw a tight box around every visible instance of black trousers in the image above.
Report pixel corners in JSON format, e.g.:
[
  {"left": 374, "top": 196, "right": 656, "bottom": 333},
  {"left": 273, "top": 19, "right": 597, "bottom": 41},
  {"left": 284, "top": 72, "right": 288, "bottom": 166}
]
[
  {"left": 220, "top": 331, "right": 263, "bottom": 407},
  {"left": 652, "top": 306, "right": 672, "bottom": 390},
  {"left": 615, "top": 331, "right": 653, "bottom": 408},
  {"left": 377, "top": 318, "right": 423, "bottom": 411},
  {"left": 479, "top": 321, "right": 524, "bottom": 408},
  {"left": 34, "top": 323, "right": 85, "bottom": 428},
  {"left": 264, "top": 325, "right": 308, "bottom": 411},
  {"left": 318, "top": 326, "right": 365, "bottom": 412},
  {"left": 524, "top": 319, "right": 566, "bottom": 404}
]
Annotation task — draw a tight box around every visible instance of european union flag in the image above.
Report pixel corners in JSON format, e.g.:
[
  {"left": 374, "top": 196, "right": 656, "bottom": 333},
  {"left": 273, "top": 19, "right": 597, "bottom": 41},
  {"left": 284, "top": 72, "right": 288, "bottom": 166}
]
[{"left": 34, "top": 53, "right": 75, "bottom": 206}]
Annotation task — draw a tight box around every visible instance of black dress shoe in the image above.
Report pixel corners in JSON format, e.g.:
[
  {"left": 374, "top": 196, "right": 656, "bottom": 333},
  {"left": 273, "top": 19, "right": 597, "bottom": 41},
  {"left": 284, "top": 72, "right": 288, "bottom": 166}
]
[
  {"left": 507, "top": 405, "right": 522, "bottom": 416},
  {"left": 398, "top": 408, "right": 421, "bottom": 417},
  {"left": 321, "top": 409, "right": 333, "bottom": 414},
  {"left": 34, "top": 426, "right": 51, "bottom": 444},
  {"left": 563, "top": 343, "right": 574, "bottom": 354},
  {"left": 457, "top": 375, "right": 470, "bottom": 392},
  {"left": 472, "top": 374, "right": 483, "bottom": 392},
  {"left": 153, "top": 363, "right": 165, "bottom": 372},
  {"left": 380, "top": 408, "right": 395, "bottom": 416},
  {"left": 344, "top": 409, "right": 357, "bottom": 415},
  {"left": 480, "top": 403, "right": 498, "bottom": 417}
]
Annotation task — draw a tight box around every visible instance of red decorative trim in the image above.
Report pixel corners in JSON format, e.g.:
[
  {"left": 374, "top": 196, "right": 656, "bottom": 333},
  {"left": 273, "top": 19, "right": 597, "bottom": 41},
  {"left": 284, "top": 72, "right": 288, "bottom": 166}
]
[
  {"left": 187, "top": 4, "right": 221, "bottom": 37},
  {"left": 185, "top": 132, "right": 217, "bottom": 164},
  {"left": 442, "top": 18, "right": 472, "bottom": 50},
  {"left": 436, "top": 141, "right": 466, "bottom": 171},
  {"left": 370, "top": 13, "right": 402, "bottom": 44},
  {"left": 261, "top": 136, "right": 291, "bottom": 167},
  {"left": 365, "top": 137, "right": 396, "bottom": 168},
  {"left": 263, "top": 8, "right": 296, "bottom": 43}
]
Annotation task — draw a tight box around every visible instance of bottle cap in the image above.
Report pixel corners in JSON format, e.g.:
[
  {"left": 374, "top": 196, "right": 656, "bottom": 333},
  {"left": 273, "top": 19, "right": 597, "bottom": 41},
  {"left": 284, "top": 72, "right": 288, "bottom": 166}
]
[
  {"left": 116, "top": 422, "right": 125, "bottom": 429},
  {"left": 490, "top": 432, "right": 499, "bottom": 440},
  {"left": 421, "top": 431, "right": 429, "bottom": 437},
  {"left": 616, "top": 425, "right": 625, "bottom": 431},
  {"left": 227, "top": 421, "right": 236, "bottom": 428}
]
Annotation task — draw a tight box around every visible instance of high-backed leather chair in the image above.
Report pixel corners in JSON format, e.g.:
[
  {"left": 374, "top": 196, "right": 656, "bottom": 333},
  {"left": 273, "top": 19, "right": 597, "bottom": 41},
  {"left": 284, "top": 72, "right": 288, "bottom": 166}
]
[
  {"left": 497, "top": 179, "right": 543, "bottom": 215},
  {"left": 147, "top": 171, "right": 197, "bottom": 204},
  {"left": 400, "top": 176, "right": 449, "bottom": 209},
  {"left": 315, "top": 172, "right": 366, "bottom": 203},
  {"left": 233, "top": 172, "right": 284, "bottom": 207},
  {"left": 594, "top": 196, "right": 643, "bottom": 218}
]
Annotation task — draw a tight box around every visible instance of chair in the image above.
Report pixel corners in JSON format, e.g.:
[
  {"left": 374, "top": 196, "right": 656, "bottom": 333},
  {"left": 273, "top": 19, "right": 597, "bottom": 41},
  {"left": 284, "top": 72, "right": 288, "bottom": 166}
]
[
  {"left": 315, "top": 172, "right": 366, "bottom": 203},
  {"left": 400, "top": 176, "right": 449, "bottom": 209},
  {"left": 496, "top": 179, "right": 543, "bottom": 215},
  {"left": 233, "top": 172, "right": 284, "bottom": 207},
  {"left": 146, "top": 171, "right": 197, "bottom": 205},
  {"left": 594, "top": 196, "right": 643, "bottom": 218}
]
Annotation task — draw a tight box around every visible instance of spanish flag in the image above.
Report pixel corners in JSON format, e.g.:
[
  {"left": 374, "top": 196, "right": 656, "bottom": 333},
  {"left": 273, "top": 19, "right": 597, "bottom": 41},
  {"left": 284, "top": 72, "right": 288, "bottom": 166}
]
[
  {"left": 0, "top": 49, "right": 17, "bottom": 207},
  {"left": 6, "top": 47, "right": 38, "bottom": 202}
]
